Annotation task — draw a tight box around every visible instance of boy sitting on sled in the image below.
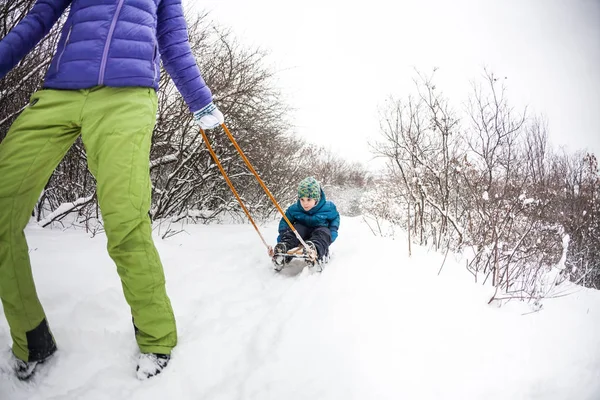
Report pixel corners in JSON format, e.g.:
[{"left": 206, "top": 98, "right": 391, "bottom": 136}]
[{"left": 271, "top": 177, "right": 340, "bottom": 268}]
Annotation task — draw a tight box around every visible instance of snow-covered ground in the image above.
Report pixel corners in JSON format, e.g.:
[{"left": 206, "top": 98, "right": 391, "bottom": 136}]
[{"left": 1, "top": 217, "right": 599, "bottom": 400}]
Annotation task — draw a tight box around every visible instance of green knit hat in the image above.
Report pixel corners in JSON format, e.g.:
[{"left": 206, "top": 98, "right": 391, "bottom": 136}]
[{"left": 298, "top": 177, "right": 321, "bottom": 202}]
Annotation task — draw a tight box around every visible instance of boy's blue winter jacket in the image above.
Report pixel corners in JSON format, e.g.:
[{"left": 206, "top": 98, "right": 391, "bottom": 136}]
[
  {"left": 278, "top": 188, "right": 340, "bottom": 242},
  {"left": 0, "top": 0, "right": 212, "bottom": 113}
]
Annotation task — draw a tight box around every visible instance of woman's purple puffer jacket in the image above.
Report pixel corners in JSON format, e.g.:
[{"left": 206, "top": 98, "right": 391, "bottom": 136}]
[{"left": 0, "top": 0, "right": 212, "bottom": 112}]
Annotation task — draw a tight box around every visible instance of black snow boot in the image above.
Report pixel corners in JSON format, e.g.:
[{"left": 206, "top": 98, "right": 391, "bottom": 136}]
[
  {"left": 272, "top": 242, "right": 291, "bottom": 271},
  {"left": 304, "top": 241, "right": 328, "bottom": 272},
  {"left": 12, "top": 351, "right": 55, "bottom": 381},
  {"left": 136, "top": 353, "right": 171, "bottom": 380},
  {"left": 304, "top": 241, "right": 318, "bottom": 263}
]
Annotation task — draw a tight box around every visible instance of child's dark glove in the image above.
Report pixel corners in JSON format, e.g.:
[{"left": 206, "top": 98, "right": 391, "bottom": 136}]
[{"left": 331, "top": 228, "right": 338, "bottom": 242}]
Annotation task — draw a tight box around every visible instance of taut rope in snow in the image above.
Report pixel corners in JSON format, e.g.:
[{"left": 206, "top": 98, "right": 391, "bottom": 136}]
[{"left": 200, "top": 124, "right": 312, "bottom": 255}]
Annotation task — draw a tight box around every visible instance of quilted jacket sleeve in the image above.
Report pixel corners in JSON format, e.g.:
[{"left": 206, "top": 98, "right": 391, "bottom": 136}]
[
  {"left": 156, "top": 0, "right": 213, "bottom": 113},
  {"left": 0, "top": 0, "right": 71, "bottom": 79}
]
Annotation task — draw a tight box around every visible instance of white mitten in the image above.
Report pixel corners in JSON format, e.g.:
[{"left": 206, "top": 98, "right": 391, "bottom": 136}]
[{"left": 193, "top": 102, "right": 224, "bottom": 130}]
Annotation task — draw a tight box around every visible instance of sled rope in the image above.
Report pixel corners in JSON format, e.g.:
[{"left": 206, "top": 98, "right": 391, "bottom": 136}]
[
  {"left": 199, "top": 124, "right": 311, "bottom": 252},
  {"left": 199, "top": 127, "right": 270, "bottom": 249},
  {"left": 219, "top": 123, "right": 312, "bottom": 249}
]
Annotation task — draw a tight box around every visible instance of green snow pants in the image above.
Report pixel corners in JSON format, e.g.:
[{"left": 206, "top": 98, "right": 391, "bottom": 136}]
[{"left": 0, "top": 87, "right": 177, "bottom": 362}]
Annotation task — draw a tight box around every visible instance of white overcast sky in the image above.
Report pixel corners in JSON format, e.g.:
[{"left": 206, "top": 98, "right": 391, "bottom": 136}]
[{"left": 185, "top": 0, "right": 600, "bottom": 165}]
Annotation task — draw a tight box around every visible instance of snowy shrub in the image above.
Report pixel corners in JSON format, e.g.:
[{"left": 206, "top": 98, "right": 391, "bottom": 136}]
[
  {"left": 359, "top": 182, "right": 406, "bottom": 238},
  {"left": 326, "top": 185, "right": 365, "bottom": 217},
  {"left": 560, "top": 154, "right": 600, "bottom": 289},
  {"left": 369, "top": 68, "right": 600, "bottom": 302}
]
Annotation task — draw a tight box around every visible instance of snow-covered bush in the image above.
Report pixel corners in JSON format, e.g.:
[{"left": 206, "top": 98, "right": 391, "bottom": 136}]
[
  {"left": 369, "top": 68, "right": 600, "bottom": 301},
  {"left": 326, "top": 185, "right": 364, "bottom": 217},
  {"left": 359, "top": 181, "right": 407, "bottom": 238}
]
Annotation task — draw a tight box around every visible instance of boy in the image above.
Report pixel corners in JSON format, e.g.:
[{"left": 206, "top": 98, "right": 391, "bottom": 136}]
[
  {"left": 272, "top": 177, "right": 340, "bottom": 269},
  {"left": 0, "top": 0, "right": 223, "bottom": 380}
]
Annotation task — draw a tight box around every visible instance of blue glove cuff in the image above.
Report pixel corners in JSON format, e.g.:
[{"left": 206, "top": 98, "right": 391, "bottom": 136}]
[{"left": 194, "top": 102, "right": 217, "bottom": 118}]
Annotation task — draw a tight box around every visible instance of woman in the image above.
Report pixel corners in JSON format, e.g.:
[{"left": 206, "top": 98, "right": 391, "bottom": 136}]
[{"left": 0, "top": 0, "right": 223, "bottom": 380}]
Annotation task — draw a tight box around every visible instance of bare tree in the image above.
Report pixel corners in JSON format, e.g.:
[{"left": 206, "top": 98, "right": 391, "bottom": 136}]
[
  {"left": 558, "top": 152, "right": 600, "bottom": 288},
  {"left": 368, "top": 68, "right": 595, "bottom": 302},
  {"left": 372, "top": 70, "right": 464, "bottom": 248},
  {"left": 149, "top": 16, "right": 306, "bottom": 222},
  {"left": 2, "top": 6, "right": 367, "bottom": 231}
]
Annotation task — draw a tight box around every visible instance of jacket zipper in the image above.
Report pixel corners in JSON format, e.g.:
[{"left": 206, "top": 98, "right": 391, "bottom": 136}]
[
  {"left": 152, "top": 42, "right": 158, "bottom": 82},
  {"left": 56, "top": 26, "right": 72, "bottom": 74},
  {"left": 98, "top": 0, "right": 126, "bottom": 85}
]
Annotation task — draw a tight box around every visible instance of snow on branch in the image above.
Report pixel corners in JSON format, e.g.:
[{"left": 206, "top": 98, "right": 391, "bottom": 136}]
[
  {"left": 39, "top": 195, "right": 95, "bottom": 227},
  {"left": 150, "top": 153, "right": 180, "bottom": 169}
]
